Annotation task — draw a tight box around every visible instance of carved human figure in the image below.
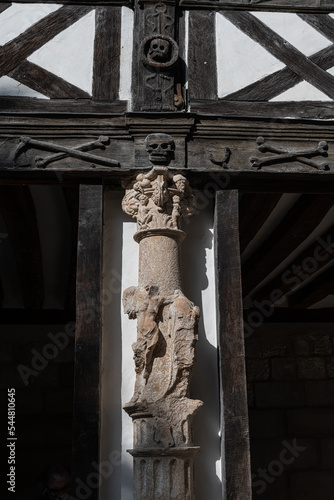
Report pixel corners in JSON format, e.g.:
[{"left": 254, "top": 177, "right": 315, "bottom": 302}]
[{"left": 123, "top": 285, "right": 174, "bottom": 403}]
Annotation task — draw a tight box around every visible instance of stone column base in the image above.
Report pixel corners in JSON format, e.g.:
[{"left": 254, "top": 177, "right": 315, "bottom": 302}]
[{"left": 128, "top": 447, "right": 199, "bottom": 500}]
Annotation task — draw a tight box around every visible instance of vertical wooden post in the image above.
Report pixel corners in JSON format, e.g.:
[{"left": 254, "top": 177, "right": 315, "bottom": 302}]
[
  {"left": 71, "top": 184, "right": 103, "bottom": 500},
  {"left": 214, "top": 189, "right": 251, "bottom": 500}
]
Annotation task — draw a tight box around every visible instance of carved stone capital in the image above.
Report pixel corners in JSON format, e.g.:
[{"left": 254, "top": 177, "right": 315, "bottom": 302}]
[{"left": 122, "top": 166, "right": 196, "bottom": 234}]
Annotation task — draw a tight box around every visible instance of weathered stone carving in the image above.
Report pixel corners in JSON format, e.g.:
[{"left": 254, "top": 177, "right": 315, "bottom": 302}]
[
  {"left": 122, "top": 134, "right": 201, "bottom": 499},
  {"left": 250, "top": 136, "right": 330, "bottom": 170}
]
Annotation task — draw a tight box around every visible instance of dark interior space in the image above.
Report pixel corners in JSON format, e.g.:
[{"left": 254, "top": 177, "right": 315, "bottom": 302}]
[
  {"left": 240, "top": 192, "right": 334, "bottom": 499},
  {"left": 0, "top": 184, "right": 77, "bottom": 497}
]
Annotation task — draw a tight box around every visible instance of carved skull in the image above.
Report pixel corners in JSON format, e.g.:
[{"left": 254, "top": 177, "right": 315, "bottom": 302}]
[
  {"left": 145, "top": 133, "right": 175, "bottom": 164},
  {"left": 147, "top": 38, "right": 170, "bottom": 63}
]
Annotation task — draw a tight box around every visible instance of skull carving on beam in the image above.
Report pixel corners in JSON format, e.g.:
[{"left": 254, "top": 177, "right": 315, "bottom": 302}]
[
  {"left": 145, "top": 133, "right": 175, "bottom": 165},
  {"left": 147, "top": 38, "right": 170, "bottom": 63}
]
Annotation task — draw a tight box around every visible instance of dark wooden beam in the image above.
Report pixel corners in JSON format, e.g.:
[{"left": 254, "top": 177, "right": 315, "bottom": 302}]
[
  {"left": 221, "top": 11, "right": 334, "bottom": 99},
  {"left": 298, "top": 13, "right": 334, "bottom": 42},
  {"left": 0, "top": 97, "right": 127, "bottom": 113},
  {"left": 71, "top": 184, "right": 103, "bottom": 500},
  {"left": 215, "top": 189, "right": 251, "bottom": 500},
  {"left": 239, "top": 192, "right": 283, "bottom": 254},
  {"left": 188, "top": 10, "right": 217, "bottom": 101},
  {"left": 254, "top": 225, "right": 334, "bottom": 303},
  {"left": 8, "top": 61, "right": 91, "bottom": 99},
  {"left": 0, "top": 5, "right": 94, "bottom": 77},
  {"left": 180, "top": 0, "right": 334, "bottom": 12},
  {"left": 191, "top": 100, "right": 334, "bottom": 120},
  {"left": 0, "top": 185, "right": 44, "bottom": 308},
  {"left": 0, "top": 3, "right": 11, "bottom": 14},
  {"left": 62, "top": 186, "right": 79, "bottom": 311},
  {"left": 289, "top": 264, "right": 334, "bottom": 309},
  {"left": 242, "top": 195, "right": 334, "bottom": 297},
  {"left": 93, "top": 7, "right": 121, "bottom": 101}
]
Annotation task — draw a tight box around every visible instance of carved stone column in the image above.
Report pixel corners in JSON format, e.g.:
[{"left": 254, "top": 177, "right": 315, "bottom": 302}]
[{"left": 122, "top": 133, "right": 202, "bottom": 499}]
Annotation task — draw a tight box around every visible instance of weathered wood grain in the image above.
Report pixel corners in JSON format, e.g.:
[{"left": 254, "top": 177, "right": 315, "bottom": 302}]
[
  {"left": 93, "top": 7, "right": 121, "bottom": 101},
  {"left": 62, "top": 185, "right": 79, "bottom": 311},
  {"left": 0, "top": 185, "right": 44, "bottom": 308},
  {"left": 181, "top": 0, "right": 334, "bottom": 11},
  {"left": 0, "top": 97, "right": 127, "bottom": 113},
  {"left": 242, "top": 194, "right": 334, "bottom": 297},
  {"left": 191, "top": 100, "right": 334, "bottom": 120},
  {"left": 8, "top": 61, "right": 91, "bottom": 99},
  {"left": 239, "top": 193, "right": 283, "bottom": 254},
  {"left": 222, "top": 10, "right": 334, "bottom": 99},
  {"left": 0, "top": 5, "right": 94, "bottom": 77},
  {"left": 71, "top": 184, "right": 103, "bottom": 500},
  {"left": 188, "top": 11, "right": 217, "bottom": 101},
  {"left": 215, "top": 189, "right": 251, "bottom": 500},
  {"left": 222, "top": 45, "right": 334, "bottom": 101}
]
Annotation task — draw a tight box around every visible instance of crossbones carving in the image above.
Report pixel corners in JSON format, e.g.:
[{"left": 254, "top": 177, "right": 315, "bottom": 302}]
[
  {"left": 13, "top": 136, "right": 120, "bottom": 168},
  {"left": 250, "top": 136, "right": 330, "bottom": 171}
]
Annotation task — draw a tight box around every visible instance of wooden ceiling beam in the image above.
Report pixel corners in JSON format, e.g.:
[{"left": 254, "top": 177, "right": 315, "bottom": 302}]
[
  {"left": 253, "top": 225, "right": 334, "bottom": 303},
  {"left": 239, "top": 193, "right": 283, "bottom": 254},
  {"left": 242, "top": 194, "right": 334, "bottom": 297},
  {"left": 289, "top": 264, "right": 334, "bottom": 309}
]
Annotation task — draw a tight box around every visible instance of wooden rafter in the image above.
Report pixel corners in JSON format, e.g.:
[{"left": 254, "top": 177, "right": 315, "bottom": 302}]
[
  {"left": 253, "top": 225, "right": 334, "bottom": 303},
  {"left": 239, "top": 193, "right": 283, "bottom": 254},
  {"left": 242, "top": 195, "right": 334, "bottom": 297},
  {"left": 221, "top": 10, "right": 334, "bottom": 100},
  {"left": 289, "top": 263, "right": 334, "bottom": 308}
]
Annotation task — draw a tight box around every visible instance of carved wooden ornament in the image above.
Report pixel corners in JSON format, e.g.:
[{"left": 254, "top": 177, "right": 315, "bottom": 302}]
[{"left": 122, "top": 134, "right": 201, "bottom": 499}]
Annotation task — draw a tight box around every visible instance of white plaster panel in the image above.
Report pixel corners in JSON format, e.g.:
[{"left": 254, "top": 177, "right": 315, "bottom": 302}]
[
  {"left": 217, "top": 11, "right": 334, "bottom": 101},
  {"left": 0, "top": 75, "right": 48, "bottom": 98},
  {"left": 216, "top": 12, "right": 285, "bottom": 98},
  {"left": 252, "top": 12, "right": 331, "bottom": 57},
  {"left": 270, "top": 80, "right": 331, "bottom": 102},
  {"left": 28, "top": 10, "right": 95, "bottom": 94},
  {"left": 119, "top": 7, "right": 134, "bottom": 104},
  {"left": 0, "top": 3, "right": 61, "bottom": 45}
]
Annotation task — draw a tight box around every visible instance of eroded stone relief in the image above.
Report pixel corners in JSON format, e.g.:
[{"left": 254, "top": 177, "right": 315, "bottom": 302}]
[{"left": 122, "top": 133, "right": 201, "bottom": 499}]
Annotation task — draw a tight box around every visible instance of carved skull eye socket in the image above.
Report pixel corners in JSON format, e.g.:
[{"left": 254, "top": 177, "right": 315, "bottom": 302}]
[
  {"left": 161, "top": 144, "right": 168, "bottom": 150},
  {"left": 150, "top": 144, "right": 159, "bottom": 150},
  {"left": 160, "top": 45, "right": 165, "bottom": 51},
  {"left": 152, "top": 44, "right": 158, "bottom": 50}
]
